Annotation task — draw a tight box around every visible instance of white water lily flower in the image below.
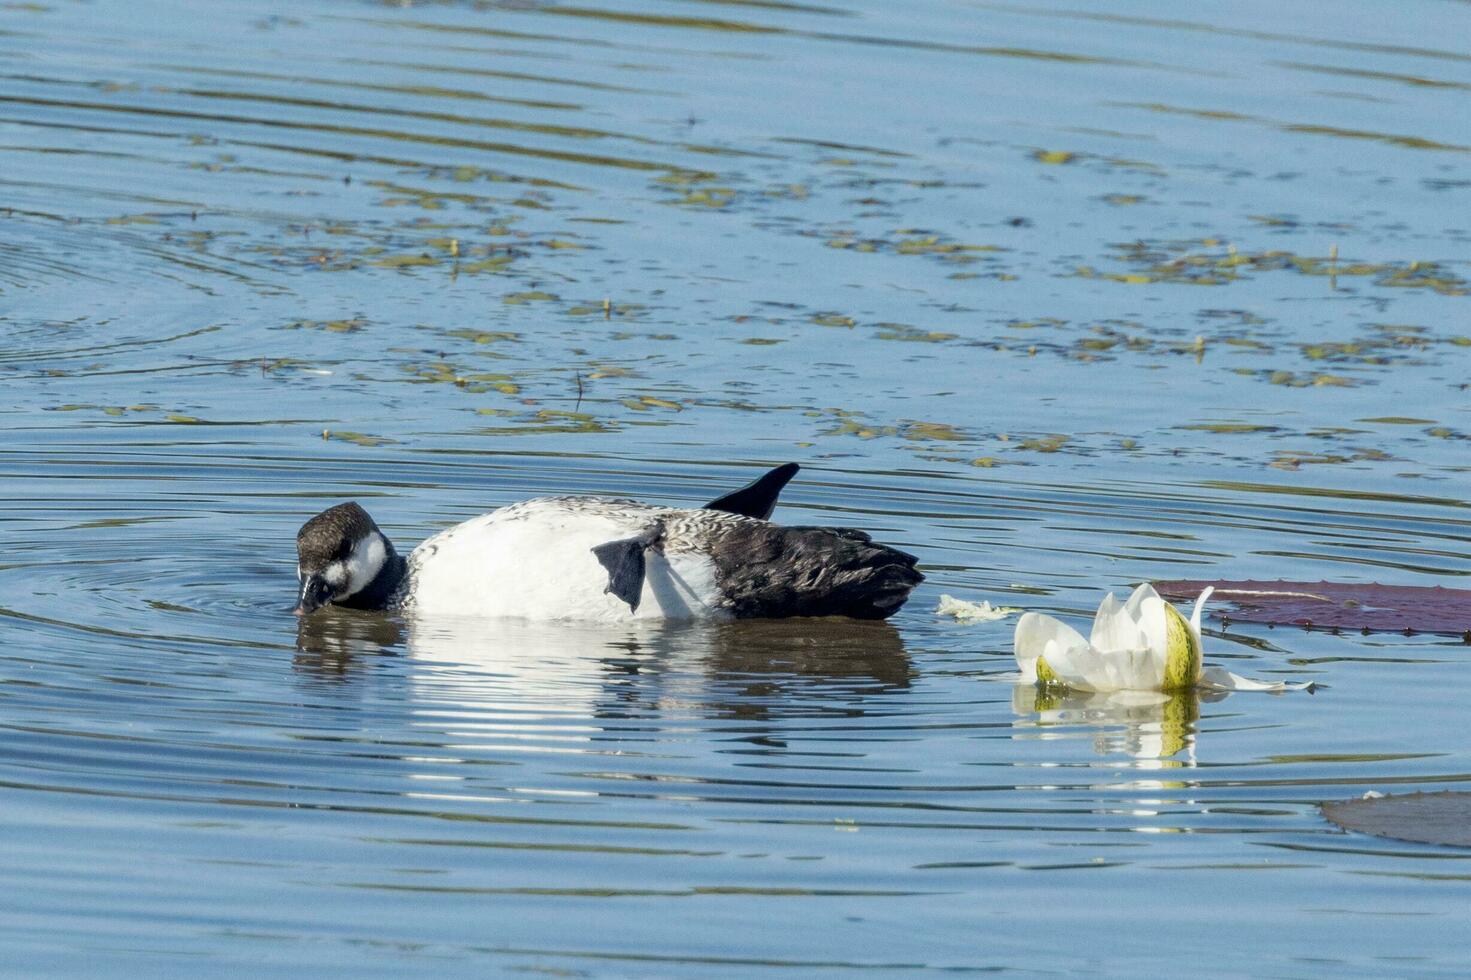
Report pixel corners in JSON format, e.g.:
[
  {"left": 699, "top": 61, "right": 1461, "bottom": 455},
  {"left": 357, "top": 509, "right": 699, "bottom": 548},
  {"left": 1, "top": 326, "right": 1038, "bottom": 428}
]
[
  {"left": 936, "top": 594, "right": 1017, "bottom": 623},
  {"left": 1014, "top": 583, "right": 1310, "bottom": 693}
]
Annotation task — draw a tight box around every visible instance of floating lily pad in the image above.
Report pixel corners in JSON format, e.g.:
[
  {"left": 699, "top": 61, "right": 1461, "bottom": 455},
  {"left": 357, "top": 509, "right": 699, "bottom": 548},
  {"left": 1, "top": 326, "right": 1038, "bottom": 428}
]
[
  {"left": 1322, "top": 792, "right": 1471, "bottom": 847},
  {"left": 1155, "top": 580, "right": 1471, "bottom": 636}
]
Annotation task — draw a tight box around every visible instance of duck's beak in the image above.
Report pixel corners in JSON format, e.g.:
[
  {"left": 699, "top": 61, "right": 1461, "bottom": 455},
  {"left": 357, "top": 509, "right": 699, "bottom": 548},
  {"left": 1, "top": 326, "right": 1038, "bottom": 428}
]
[{"left": 294, "top": 574, "right": 334, "bottom": 616}]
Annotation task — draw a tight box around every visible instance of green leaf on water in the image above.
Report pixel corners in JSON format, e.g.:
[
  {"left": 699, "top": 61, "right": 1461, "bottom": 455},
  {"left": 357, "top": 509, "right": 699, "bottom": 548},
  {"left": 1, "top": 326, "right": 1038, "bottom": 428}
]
[
  {"left": 1178, "top": 423, "right": 1280, "bottom": 434},
  {"left": 875, "top": 323, "right": 957, "bottom": 343},
  {"left": 457, "top": 256, "right": 514, "bottom": 274},
  {"left": 903, "top": 421, "right": 967, "bottom": 442},
  {"left": 1034, "top": 150, "right": 1075, "bottom": 165},
  {"left": 446, "top": 329, "right": 519, "bottom": 344},
  {"left": 1017, "top": 434, "right": 1070, "bottom": 453},
  {"left": 325, "top": 430, "right": 395, "bottom": 447},
  {"left": 370, "top": 253, "right": 438, "bottom": 268},
  {"left": 1359, "top": 417, "right": 1434, "bottom": 425},
  {"left": 503, "top": 290, "right": 558, "bottom": 305}
]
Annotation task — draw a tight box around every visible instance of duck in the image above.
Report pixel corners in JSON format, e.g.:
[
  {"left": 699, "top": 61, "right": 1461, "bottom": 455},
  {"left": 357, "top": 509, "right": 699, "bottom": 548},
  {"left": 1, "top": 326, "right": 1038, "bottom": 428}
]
[{"left": 292, "top": 463, "right": 923, "bottom": 623}]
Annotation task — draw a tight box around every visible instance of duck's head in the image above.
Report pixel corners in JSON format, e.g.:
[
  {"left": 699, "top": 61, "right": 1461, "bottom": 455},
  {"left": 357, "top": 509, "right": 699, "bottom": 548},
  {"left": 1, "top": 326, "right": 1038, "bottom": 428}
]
[{"left": 294, "top": 502, "right": 393, "bottom": 615}]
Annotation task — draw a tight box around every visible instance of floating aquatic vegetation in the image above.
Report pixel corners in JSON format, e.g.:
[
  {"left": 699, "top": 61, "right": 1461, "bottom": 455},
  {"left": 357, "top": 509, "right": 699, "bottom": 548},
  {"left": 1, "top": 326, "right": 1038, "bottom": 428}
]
[
  {"left": 568, "top": 301, "right": 643, "bottom": 319},
  {"left": 813, "top": 408, "right": 897, "bottom": 440},
  {"left": 369, "top": 252, "right": 439, "bottom": 268},
  {"left": 621, "top": 395, "right": 683, "bottom": 412},
  {"left": 1177, "top": 423, "right": 1281, "bottom": 434},
  {"left": 1155, "top": 580, "right": 1471, "bottom": 636},
  {"left": 902, "top": 421, "right": 968, "bottom": 442},
  {"left": 444, "top": 328, "right": 520, "bottom": 345},
  {"left": 1235, "top": 368, "right": 1360, "bottom": 388},
  {"left": 368, "top": 179, "right": 501, "bottom": 212},
  {"left": 475, "top": 409, "right": 616, "bottom": 436},
  {"left": 1268, "top": 448, "right": 1392, "bottom": 470},
  {"left": 284, "top": 317, "right": 367, "bottom": 333},
  {"left": 420, "top": 164, "right": 577, "bottom": 190},
  {"left": 105, "top": 213, "right": 163, "bottom": 226},
  {"left": 1033, "top": 150, "right": 1075, "bottom": 165},
  {"left": 323, "top": 429, "right": 395, "bottom": 447},
  {"left": 817, "top": 228, "right": 1002, "bottom": 265},
  {"left": 672, "top": 187, "right": 738, "bottom": 209},
  {"left": 1322, "top": 792, "right": 1471, "bottom": 847},
  {"left": 1015, "top": 584, "right": 1313, "bottom": 693},
  {"left": 936, "top": 595, "right": 1018, "bottom": 622},
  {"left": 652, "top": 170, "right": 739, "bottom": 209},
  {"left": 454, "top": 254, "right": 516, "bottom": 274},
  {"left": 1086, "top": 239, "right": 1471, "bottom": 295},
  {"left": 401, "top": 361, "right": 519, "bottom": 394},
  {"left": 874, "top": 323, "right": 957, "bottom": 343},
  {"left": 1005, "top": 317, "right": 1066, "bottom": 331},
  {"left": 49, "top": 403, "right": 158, "bottom": 416},
  {"left": 237, "top": 217, "right": 530, "bottom": 276},
  {"left": 503, "top": 290, "right": 558, "bottom": 305},
  {"left": 584, "top": 363, "right": 637, "bottom": 380},
  {"left": 1358, "top": 416, "right": 1435, "bottom": 424},
  {"left": 1015, "top": 433, "right": 1070, "bottom": 453}
]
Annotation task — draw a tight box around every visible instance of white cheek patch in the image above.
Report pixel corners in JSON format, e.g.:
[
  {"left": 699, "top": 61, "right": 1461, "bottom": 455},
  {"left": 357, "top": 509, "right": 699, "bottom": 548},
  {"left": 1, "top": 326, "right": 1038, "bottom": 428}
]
[
  {"left": 344, "top": 534, "right": 386, "bottom": 596},
  {"left": 324, "top": 563, "right": 348, "bottom": 587}
]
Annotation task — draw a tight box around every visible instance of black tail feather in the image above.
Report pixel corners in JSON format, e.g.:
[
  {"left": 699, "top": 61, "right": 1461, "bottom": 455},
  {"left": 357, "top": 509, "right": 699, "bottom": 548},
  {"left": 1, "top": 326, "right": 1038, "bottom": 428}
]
[{"left": 704, "top": 463, "right": 799, "bottom": 521}]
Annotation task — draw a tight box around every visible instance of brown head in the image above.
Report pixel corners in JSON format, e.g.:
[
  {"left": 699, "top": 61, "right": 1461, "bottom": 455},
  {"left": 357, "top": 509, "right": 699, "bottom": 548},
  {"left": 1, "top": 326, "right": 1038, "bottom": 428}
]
[{"left": 294, "top": 502, "right": 394, "bottom": 615}]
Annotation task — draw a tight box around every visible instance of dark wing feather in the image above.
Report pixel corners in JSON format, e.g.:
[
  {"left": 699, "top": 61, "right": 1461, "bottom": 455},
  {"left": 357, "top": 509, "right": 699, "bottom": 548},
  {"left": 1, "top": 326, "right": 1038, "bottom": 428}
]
[
  {"left": 591, "top": 526, "right": 662, "bottom": 612},
  {"left": 705, "top": 522, "right": 922, "bottom": 620}
]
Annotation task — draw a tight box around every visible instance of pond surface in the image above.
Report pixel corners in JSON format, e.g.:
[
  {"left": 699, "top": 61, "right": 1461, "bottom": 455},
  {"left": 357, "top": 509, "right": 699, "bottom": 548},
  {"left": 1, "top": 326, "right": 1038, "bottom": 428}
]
[{"left": 3, "top": 0, "right": 1471, "bottom": 974}]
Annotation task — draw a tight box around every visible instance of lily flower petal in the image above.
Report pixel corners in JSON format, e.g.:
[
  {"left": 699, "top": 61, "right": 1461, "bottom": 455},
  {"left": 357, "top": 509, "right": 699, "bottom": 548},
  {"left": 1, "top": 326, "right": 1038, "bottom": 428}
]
[
  {"left": 1124, "top": 582, "right": 1162, "bottom": 620},
  {"left": 1199, "top": 666, "right": 1314, "bottom": 693},
  {"left": 1090, "top": 592, "right": 1148, "bottom": 655},
  {"left": 1037, "top": 638, "right": 1104, "bottom": 691},
  {"left": 1013, "top": 612, "right": 1087, "bottom": 683},
  {"left": 1189, "top": 586, "right": 1215, "bottom": 647},
  {"left": 1130, "top": 585, "right": 1171, "bottom": 653}
]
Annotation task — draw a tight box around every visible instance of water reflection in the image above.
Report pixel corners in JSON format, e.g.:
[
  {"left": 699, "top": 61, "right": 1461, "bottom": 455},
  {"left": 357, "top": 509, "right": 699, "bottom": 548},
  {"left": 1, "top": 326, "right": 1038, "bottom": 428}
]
[
  {"left": 1012, "top": 685, "right": 1226, "bottom": 767},
  {"left": 294, "top": 606, "right": 405, "bottom": 677},
  {"left": 296, "top": 611, "right": 912, "bottom": 722}
]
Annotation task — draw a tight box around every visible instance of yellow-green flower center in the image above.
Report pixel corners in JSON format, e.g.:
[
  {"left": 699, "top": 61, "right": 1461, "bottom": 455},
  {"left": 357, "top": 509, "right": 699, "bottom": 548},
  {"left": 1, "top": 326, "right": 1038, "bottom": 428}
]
[{"left": 1160, "top": 602, "right": 1202, "bottom": 691}]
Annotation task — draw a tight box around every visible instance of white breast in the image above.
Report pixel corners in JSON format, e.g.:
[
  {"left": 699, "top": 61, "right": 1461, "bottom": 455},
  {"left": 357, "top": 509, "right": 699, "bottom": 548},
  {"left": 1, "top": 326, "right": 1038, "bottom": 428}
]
[{"left": 403, "top": 498, "right": 731, "bottom": 623}]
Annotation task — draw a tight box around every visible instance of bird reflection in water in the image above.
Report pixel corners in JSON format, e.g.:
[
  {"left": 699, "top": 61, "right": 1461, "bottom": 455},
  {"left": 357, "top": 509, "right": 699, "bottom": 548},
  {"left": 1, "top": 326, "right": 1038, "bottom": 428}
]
[
  {"left": 1012, "top": 685, "right": 1227, "bottom": 767},
  {"left": 294, "top": 607, "right": 405, "bottom": 677},
  {"left": 295, "top": 612, "right": 912, "bottom": 731}
]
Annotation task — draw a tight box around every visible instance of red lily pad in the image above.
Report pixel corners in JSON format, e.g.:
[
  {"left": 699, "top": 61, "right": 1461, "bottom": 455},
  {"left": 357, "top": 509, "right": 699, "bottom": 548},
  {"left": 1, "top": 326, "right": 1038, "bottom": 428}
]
[
  {"left": 1322, "top": 792, "right": 1471, "bottom": 847},
  {"left": 1154, "top": 580, "right": 1471, "bottom": 637}
]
